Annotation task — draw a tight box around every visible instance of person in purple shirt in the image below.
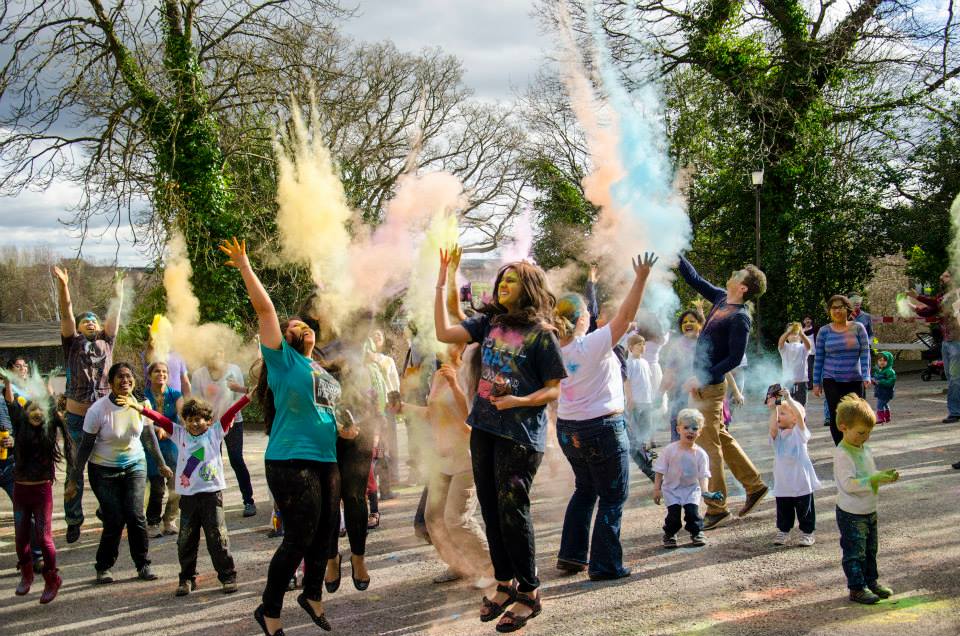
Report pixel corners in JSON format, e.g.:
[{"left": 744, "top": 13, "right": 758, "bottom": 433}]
[
  {"left": 813, "top": 295, "right": 871, "bottom": 446},
  {"left": 675, "top": 255, "right": 769, "bottom": 530}
]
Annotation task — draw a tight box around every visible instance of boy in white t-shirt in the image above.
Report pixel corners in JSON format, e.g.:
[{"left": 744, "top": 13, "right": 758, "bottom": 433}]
[
  {"left": 130, "top": 394, "right": 249, "bottom": 596},
  {"left": 625, "top": 335, "right": 656, "bottom": 481},
  {"left": 653, "top": 408, "right": 721, "bottom": 548},
  {"left": 767, "top": 386, "right": 820, "bottom": 547},
  {"left": 778, "top": 323, "right": 812, "bottom": 405}
]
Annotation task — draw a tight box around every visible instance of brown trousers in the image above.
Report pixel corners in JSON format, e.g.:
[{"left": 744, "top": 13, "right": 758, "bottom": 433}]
[{"left": 693, "top": 382, "right": 765, "bottom": 515}]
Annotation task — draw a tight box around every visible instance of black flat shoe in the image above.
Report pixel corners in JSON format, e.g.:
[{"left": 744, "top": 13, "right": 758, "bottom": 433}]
[
  {"left": 297, "top": 593, "right": 332, "bottom": 632},
  {"left": 324, "top": 553, "right": 342, "bottom": 593},
  {"left": 254, "top": 604, "right": 285, "bottom": 636},
  {"left": 350, "top": 554, "right": 370, "bottom": 591}
]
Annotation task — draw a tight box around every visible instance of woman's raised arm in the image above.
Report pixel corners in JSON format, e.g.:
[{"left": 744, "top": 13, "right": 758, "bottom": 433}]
[{"left": 220, "top": 238, "right": 283, "bottom": 350}]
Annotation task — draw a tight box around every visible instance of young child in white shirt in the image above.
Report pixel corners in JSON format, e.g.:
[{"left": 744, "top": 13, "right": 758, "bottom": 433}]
[
  {"left": 833, "top": 394, "right": 899, "bottom": 604},
  {"left": 766, "top": 386, "right": 820, "bottom": 546},
  {"left": 652, "top": 408, "right": 720, "bottom": 548},
  {"left": 625, "top": 335, "right": 655, "bottom": 481},
  {"left": 778, "top": 323, "right": 812, "bottom": 405},
  {"left": 127, "top": 393, "right": 249, "bottom": 596}
]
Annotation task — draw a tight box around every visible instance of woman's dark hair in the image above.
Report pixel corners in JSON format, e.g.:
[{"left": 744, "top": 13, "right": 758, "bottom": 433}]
[
  {"left": 7, "top": 356, "right": 27, "bottom": 370},
  {"left": 181, "top": 398, "right": 215, "bottom": 422},
  {"left": 107, "top": 362, "right": 136, "bottom": 384},
  {"left": 826, "top": 295, "right": 853, "bottom": 317},
  {"left": 478, "top": 262, "right": 559, "bottom": 330},
  {"left": 13, "top": 401, "right": 65, "bottom": 475},
  {"left": 676, "top": 308, "right": 705, "bottom": 331}
]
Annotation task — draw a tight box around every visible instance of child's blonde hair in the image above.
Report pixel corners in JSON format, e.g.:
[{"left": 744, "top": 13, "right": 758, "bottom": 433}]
[
  {"left": 787, "top": 321, "right": 802, "bottom": 334},
  {"left": 836, "top": 393, "right": 876, "bottom": 429},
  {"left": 627, "top": 334, "right": 646, "bottom": 349},
  {"left": 676, "top": 408, "right": 705, "bottom": 428}
]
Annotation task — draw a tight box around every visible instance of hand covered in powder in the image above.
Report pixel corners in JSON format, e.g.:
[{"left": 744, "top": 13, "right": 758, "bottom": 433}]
[
  {"left": 437, "top": 247, "right": 455, "bottom": 287},
  {"left": 114, "top": 395, "right": 143, "bottom": 412},
  {"left": 64, "top": 480, "right": 77, "bottom": 500},
  {"left": 160, "top": 465, "right": 174, "bottom": 479},
  {"left": 219, "top": 237, "right": 249, "bottom": 269},
  {"left": 633, "top": 252, "right": 659, "bottom": 278},
  {"left": 703, "top": 491, "right": 725, "bottom": 502}
]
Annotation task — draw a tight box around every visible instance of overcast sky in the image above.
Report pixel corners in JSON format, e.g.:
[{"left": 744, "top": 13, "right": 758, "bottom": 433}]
[{"left": 0, "top": 0, "right": 551, "bottom": 266}]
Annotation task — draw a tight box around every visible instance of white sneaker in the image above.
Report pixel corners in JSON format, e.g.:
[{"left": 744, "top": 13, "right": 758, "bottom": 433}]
[
  {"left": 773, "top": 531, "right": 790, "bottom": 545},
  {"left": 797, "top": 533, "right": 815, "bottom": 547},
  {"left": 147, "top": 524, "right": 163, "bottom": 539}
]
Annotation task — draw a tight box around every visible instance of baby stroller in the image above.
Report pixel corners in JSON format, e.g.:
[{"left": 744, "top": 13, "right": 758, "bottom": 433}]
[{"left": 917, "top": 331, "right": 946, "bottom": 381}]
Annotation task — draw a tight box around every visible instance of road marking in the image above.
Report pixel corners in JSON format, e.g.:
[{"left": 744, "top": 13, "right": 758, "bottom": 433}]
[{"left": 920, "top": 398, "right": 947, "bottom": 404}]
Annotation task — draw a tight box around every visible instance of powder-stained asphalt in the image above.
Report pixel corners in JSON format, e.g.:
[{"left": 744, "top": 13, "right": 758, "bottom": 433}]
[{"left": 2, "top": 372, "right": 959, "bottom": 636}]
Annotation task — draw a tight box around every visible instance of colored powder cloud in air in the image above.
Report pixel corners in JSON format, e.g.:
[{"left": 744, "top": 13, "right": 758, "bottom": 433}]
[
  {"left": 949, "top": 193, "right": 960, "bottom": 321},
  {"left": 555, "top": 5, "right": 690, "bottom": 330},
  {"left": 275, "top": 97, "right": 354, "bottom": 330}
]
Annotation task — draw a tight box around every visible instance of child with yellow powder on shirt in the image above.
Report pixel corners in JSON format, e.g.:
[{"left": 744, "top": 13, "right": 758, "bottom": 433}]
[{"left": 833, "top": 394, "right": 899, "bottom": 604}]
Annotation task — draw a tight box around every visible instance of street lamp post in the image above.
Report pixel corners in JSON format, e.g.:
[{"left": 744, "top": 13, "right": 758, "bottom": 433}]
[{"left": 751, "top": 168, "right": 764, "bottom": 350}]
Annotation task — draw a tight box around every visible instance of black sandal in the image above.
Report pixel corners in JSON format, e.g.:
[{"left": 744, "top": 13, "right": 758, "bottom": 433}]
[
  {"left": 480, "top": 583, "right": 517, "bottom": 623},
  {"left": 254, "top": 604, "right": 286, "bottom": 636},
  {"left": 297, "top": 592, "right": 332, "bottom": 632},
  {"left": 496, "top": 591, "right": 542, "bottom": 633},
  {"left": 324, "top": 554, "right": 342, "bottom": 593},
  {"left": 350, "top": 554, "right": 370, "bottom": 591}
]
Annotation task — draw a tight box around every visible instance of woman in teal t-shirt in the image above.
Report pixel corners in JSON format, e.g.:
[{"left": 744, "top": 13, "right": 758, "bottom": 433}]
[{"left": 221, "top": 238, "right": 347, "bottom": 635}]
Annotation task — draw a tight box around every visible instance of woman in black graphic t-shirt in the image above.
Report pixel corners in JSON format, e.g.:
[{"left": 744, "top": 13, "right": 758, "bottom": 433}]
[{"left": 434, "top": 250, "right": 566, "bottom": 633}]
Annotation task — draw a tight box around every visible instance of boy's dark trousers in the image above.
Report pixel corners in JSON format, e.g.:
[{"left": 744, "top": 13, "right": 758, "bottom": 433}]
[
  {"left": 836, "top": 507, "right": 878, "bottom": 589},
  {"left": 178, "top": 491, "right": 236, "bottom": 583},
  {"left": 664, "top": 503, "right": 702, "bottom": 537},
  {"left": 776, "top": 494, "right": 816, "bottom": 533}
]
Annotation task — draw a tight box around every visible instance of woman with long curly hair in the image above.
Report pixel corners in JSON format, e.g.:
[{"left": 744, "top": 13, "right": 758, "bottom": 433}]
[{"left": 434, "top": 252, "right": 567, "bottom": 633}]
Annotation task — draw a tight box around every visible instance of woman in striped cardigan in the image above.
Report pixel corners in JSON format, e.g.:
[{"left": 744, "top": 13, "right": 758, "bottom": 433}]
[{"left": 813, "top": 295, "right": 872, "bottom": 445}]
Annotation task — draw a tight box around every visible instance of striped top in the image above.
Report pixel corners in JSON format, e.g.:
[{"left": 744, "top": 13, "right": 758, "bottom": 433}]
[{"left": 813, "top": 322, "right": 871, "bottom": 384}]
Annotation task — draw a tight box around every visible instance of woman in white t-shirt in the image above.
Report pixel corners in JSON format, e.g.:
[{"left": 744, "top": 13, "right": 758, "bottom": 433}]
[
  {"left": 67, "top": 362, "right": 168, "bottom": 583},
  {"left": 552, "top": 253, "right": 656, "bottom": 581}
]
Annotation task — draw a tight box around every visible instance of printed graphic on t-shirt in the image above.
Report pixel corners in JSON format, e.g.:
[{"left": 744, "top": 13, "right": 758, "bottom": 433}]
[
  {"left": 179, "top": 446, "right": 219, "bottom": 488},
  {"left": 312, "top": 363, "right": 340, "bottom": 407},
  {"left": 477, "top": 326, "right": 527, "bottom": 399}
]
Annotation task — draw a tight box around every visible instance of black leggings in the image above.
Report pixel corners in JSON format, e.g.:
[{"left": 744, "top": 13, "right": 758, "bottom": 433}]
[
  {"left": 823, "top": 379, "right": 866, "bottom": 445},
  {"left": 470, "top": 428, "right": 543, "bottom": 593},
  {"left": 262, "top": 460, "right": 339, "bottom": 618},
  {"left": 329, "top": 436, "right": 373, "bottom": 559}
]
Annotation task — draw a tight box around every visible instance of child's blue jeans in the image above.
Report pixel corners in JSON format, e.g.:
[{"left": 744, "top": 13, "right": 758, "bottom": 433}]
[{"left": 836, "top": 507, "right": 878, "bottom": 590}]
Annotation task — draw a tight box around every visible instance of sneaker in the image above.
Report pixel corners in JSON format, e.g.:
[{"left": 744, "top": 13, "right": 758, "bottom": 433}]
[
  {"left": 137, "top": 565, "right": 158, "bottom": 581},
  {"left": 243, "top": 503, "right": 257, "bottom": 518},
  {"left": 797, "top": 533, "right": 816, "bottom": 547},
  {"left": 66, "top": 524, "right": 81, "bottom": 544},
  {"left": 942, "top": 415, "right": 960, "bottom": 423},
  {"left": 162, "top": 521, "right": 178, "bottom": 536},
  {"left": 663, "top": 533, "right": 679, "bottom": 548},
  {"left": 147, "top": 524, "right": 163, "bottom": 538},
  {"left": 176, "top": 579, "right": 196, "bottom": 597},
  {"left": 702, "top": 510, "right": 732, "bottom": 530},
  {"left": 432, "top": 568, "right": 462, "bottom": 584},
  {"left": 690, "top": 532, "right": 707, "bottom": 546},
  {"left": 15, "top": 563, "right": 34, "bottom": 595},
  {"left": 773, "top": 531, "right": 790, "bottom": 545},
  {"left": 96, "top": 569, "right": 114, "bottom": 584},
  {"left": 222, "top": 580, "right": 238, "bottom": 594},
  {"left": 738, "top": 485, "right": 769, "bottom": 517},
  {"left": 849, "top": 588, "right": 880, "bottom": 604},
  {"left": 868, "top": 582, "right": 893, "bottom": 599}
]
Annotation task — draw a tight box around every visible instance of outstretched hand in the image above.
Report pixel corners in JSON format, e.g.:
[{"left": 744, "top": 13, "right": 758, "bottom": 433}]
[
  {"left": 51, "top": 266, "right": 69, "bottom": 286},
  {"left": 633, "top": 252, "right": 658, "bottom": 278},
  {"left": 447, "top": 245, "right": 463, "bottom": 274},
  {"left": 219, "top": 237, "right": 249, "bottom": 269},
  {"left": 115, "top": 395, "right": 142, "bottom": 413},
  {"left": 438, "top": 246, "right": 457, "bottom": 287}
]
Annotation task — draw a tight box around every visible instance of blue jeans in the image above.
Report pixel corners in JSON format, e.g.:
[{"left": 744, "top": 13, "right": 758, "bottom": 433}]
[
  {"left": 836, "top": 507, "right": 878, "bottom": 590},
  {"left": 556, "top": 415, "right": 630, "bottom": 578},
  {"left": 1, "top": 460, "right": 42, "bottom": 562},
  {"left": 64, "top": 412, "right": 86, "bottom": 527},
  {"left": 88, "top": 462, "right": 149, "bottom": 572},
  {"left": 942, "top": 341, "right": 960, "bottom": 417},
  {"left": 224, "top": 422, "right": 254, "bottom": 505}
]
